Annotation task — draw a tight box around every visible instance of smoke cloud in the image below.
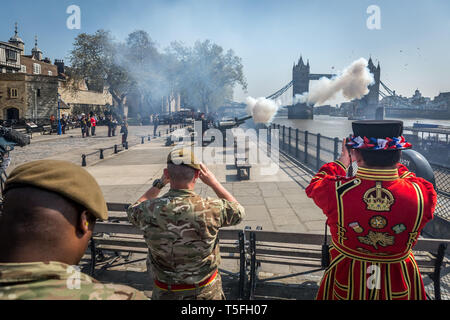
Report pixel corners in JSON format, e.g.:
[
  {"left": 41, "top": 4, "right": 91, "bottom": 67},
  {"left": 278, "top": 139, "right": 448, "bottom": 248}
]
[
  {"left": 245, "top": 58, "right": 375, "bottom": 124},
  {"left": 294, "top": 58, "right": 375, "bottom": 106},
  {"left": 246, "top": 96, "right": 281, "bottom": 124}
]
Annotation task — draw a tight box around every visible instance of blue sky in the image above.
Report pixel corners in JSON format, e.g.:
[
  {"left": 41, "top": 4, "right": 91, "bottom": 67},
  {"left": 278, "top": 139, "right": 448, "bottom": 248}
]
[{"left": 1, "top": 0, "right": 449, "bottom": 102}]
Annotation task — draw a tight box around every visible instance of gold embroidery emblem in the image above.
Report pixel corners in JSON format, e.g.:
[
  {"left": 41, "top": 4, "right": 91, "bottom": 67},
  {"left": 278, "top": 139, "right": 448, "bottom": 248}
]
[
  {"left": 358, "top": 231, "right": 395, "bottom": 250},
  {"left": 349, "top": 222, "right": 364, "bottom": 233},
  {"left": 363, "top": 182, "right": 395, "bottom": 212},
  {"left": 369, "top": 216, "right": 387, "bottom": 229},
  {"left": 392, "top": 224, "right": 406, "bottom": 234}
]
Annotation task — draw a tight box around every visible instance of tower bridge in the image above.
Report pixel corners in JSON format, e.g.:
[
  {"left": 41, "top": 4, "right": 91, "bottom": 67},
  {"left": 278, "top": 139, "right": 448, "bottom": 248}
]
[{"left": 265, "top": 56, "right": 383, "bottom": 120}]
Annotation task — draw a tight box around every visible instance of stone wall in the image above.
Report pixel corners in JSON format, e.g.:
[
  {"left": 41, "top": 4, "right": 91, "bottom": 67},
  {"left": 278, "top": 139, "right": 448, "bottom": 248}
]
[
  {"left": 59, "top": 82, "right": 113, "bottom": 116},
  {"left": 0, "top": 73, "right": 27, "bottom": 119},
  {"left": 26, "top": 74, "right": 59, "bottom": 120},
  {"left": 0, "top": 73, "right": 59, "bottom": 121}
]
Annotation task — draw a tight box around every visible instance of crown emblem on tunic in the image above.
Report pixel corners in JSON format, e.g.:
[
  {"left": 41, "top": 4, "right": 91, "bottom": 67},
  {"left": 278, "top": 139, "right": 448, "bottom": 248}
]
[{"left": 363, "top": 182, "right": 395, "bottom": 212}]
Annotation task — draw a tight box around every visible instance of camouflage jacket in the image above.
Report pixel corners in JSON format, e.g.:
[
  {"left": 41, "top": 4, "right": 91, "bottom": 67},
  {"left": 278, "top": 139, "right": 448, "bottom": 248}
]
[
  {"left": 127, "top": 189, "right": 245, "bottom": 285},
  {"left": 0, "top": 261, "right": 148, "bottom": 300}
]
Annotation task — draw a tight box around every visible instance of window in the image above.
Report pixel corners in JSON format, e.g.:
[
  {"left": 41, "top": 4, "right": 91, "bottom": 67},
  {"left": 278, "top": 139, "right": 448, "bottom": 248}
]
[
  {"left": 9, "top": 88, "right": 18, "bottom": 99},
  {"left": 37, "top": 89, "right": 41, "bottom": 97},
  {"left": 33, "top": 63, "right": 41, "bottom": 75},
  {"left": 21, "top": 65, "right": 27, "bottom": 73},
  {"left": 48, "top": 70, "right": 53, "bottom": 76},
  {"left": 6, "top": 49, "right": 17, "bottom": 61}
]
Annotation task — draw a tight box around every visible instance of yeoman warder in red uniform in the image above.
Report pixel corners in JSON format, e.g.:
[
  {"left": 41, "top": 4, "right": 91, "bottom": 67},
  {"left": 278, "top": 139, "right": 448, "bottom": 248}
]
[{"left": 306, "top": 120, "right": 437, "bottom": 300}]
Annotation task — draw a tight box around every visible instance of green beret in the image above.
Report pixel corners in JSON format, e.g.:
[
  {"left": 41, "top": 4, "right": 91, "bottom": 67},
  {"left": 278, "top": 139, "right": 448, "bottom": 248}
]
[
  {"left": 167, "top": 147, "right": 201, "bottom": 171},
  {"left": 4, "top": 160, "right": 108, "bottom": 220}
]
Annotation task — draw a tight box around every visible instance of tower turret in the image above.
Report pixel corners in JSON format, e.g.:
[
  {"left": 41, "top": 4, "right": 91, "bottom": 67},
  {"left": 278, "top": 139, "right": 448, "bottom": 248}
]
[
  {"left": 31, "top": 35, "right": 43, "bottom": 61},
  {"left": 9, "top": 22, "right": 25, "bottom": 54}
]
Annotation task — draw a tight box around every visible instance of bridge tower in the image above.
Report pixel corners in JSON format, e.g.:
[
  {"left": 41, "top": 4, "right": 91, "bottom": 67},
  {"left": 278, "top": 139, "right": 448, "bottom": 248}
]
[
  {"left": 289, "top": 56, "right": 334, "bottom": 119},
  {"left": 290, "top": 57, "right": 313, "bottom": 119},
  {"left": 354, "top": 58, "right": 381, "bottom": 119},
  {"left": 289, "top": 56, "right": 382, "bottom": 120}
]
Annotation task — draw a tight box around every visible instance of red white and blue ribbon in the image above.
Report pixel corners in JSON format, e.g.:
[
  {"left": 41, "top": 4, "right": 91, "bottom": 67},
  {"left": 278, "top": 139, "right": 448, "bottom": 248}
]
[{"left": 346, "top": 135, "right": 412, "bottom": 150}]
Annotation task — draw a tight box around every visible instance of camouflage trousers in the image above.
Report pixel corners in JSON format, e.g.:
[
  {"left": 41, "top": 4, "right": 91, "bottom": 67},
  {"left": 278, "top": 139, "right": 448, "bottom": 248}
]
[{"left": 152, "top": 273, "right": 226, "bottom": 300}]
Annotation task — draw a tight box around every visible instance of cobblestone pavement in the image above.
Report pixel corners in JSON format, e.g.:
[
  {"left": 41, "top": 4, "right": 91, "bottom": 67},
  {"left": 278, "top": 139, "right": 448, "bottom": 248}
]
[{"left": 8, "top": 125, "right": 168, "bottom": 174}]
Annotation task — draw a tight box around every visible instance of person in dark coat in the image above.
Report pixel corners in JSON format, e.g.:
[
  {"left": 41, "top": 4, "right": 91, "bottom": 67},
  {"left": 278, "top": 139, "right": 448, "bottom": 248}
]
[
  {"left": 120, "top": 117, "right": 129, "bottom": 147},
  {"left": 79, "top": 114, "right": 88, "bottom": 138},
  {"left": 153, "top": 115, "right": 160, "bottom": 137}
]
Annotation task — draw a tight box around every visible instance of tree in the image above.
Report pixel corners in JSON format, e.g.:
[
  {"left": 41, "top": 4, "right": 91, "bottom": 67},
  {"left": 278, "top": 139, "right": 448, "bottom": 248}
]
[
  {"left": 168, "top": 40, "right": 247, "bottom": 113},
  {"left": 67, "top": 30, "right": 247, "bottom": 117},
  {"left": 67, "top": 30, "right": 134, "bottom": 116},
  {"left": 120, "top": 30, "right": 182, "bottom": 117}
]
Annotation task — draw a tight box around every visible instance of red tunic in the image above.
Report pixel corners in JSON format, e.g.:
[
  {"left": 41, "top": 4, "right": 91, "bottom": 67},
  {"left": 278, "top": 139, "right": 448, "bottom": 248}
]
[{"left": 306, "top": 161, "right": 437, "bottom": 300}]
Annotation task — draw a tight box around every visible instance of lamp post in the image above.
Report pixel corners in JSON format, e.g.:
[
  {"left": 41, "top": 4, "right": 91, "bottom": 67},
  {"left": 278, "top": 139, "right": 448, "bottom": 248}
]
[
  {"left": 57, "top": 93, "right": 62, "bottom": 135},
  {"left": 34, "top": 88, "right": 37, "bottom": 123}
]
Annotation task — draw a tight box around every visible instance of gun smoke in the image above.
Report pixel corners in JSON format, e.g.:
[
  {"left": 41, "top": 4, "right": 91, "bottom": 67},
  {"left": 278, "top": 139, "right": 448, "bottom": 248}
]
[
  {"left": 294, "top": 58, "right": 374, "bottom": 106},
  {"left": 246, "top": 96, "right": 281, "bottom": 124},
  {"left": 246, "top": 58, "right": 375, "bottom": 124}
]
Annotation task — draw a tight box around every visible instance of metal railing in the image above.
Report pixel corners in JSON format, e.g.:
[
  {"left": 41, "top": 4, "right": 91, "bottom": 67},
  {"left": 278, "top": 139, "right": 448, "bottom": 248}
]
[
  {"left": 403, "top": 127, "right": 449, "bottom": 167},
  {"left": 432, "top": 163, "right": 450, "bottom": 221},
  {"left": 80, "top": 125, "right": 184, "bottom": 167},
  {"left": 271, "top": 123, "right": 450, "bottom": 221}
]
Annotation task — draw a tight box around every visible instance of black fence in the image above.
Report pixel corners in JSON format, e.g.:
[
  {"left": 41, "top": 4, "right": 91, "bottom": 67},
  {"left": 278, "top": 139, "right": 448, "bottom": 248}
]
[
  {"left": 80, "top": 125, "right": 184, "bottom": 167},
  {"left": 403, "top": 127, "right": 449, "bottom": 167},
  {"left": 271, "top": 123, "right": 450, "bottom": 221},
  {"left": 432, "top": 163, "right": 450, "bottom": 221}
]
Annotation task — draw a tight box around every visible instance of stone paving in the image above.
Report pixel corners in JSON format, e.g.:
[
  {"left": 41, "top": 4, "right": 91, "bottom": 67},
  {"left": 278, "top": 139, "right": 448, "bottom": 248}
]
[{"left": 8, "top": 125, "right": 169, "bottom": 174}]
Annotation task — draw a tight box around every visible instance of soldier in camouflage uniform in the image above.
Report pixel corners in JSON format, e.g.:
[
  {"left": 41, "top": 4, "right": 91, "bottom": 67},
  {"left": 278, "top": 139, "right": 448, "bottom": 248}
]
[
  {"left": 0, "top": 160, "right": 148, "bottom": 300},
  {"left": 0, "top": 261, "right": 147, "bottom": 300},
  {"left": 127, "top": 148, "right": 245, "bottom": 300}
]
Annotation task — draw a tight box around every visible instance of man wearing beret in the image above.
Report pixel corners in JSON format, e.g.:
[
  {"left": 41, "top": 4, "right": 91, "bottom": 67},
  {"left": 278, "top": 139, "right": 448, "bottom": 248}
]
[
  {"left": 0, "top": 160, "right": 148, "bottom": 300},
  {"left": 306, "top": 120, "right": 437, "bottom": 300},
  {"left": 127, "top": 148, "right": 245, "bottom": 300}
]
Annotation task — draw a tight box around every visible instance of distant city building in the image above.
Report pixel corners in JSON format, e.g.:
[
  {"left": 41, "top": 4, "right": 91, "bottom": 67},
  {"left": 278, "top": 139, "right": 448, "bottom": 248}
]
[
  {"left": 381, "top": 89, "right": 450, "bottom": 119},
  {"left": 56, "top": 60, "right": 113, "bottom": 117},
  {"left": 0, "top": 24, "right": 59, "bottom": 121},
  {"left": 0, "top": 23, "right": 113, "bottom": 123}
]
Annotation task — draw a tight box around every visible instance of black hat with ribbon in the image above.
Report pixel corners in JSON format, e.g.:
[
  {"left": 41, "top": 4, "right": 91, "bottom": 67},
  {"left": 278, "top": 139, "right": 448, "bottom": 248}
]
[{"left": 346, "top": 120, "right": 412, "bottom": 151}]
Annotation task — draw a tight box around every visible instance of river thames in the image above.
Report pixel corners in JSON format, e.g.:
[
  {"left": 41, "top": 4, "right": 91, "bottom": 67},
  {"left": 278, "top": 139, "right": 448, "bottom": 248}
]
[{"left": 273, "top": 115, "right": 450, "bottom": 139}]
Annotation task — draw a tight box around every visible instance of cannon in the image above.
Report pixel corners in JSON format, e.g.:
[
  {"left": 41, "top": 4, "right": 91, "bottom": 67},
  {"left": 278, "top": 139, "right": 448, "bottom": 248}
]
[
  {"left": 215, "top": 115, "right": 253, "bottom": 131},
  {"left": 212, "top": 115, "right": 253, "bottom": 147}
]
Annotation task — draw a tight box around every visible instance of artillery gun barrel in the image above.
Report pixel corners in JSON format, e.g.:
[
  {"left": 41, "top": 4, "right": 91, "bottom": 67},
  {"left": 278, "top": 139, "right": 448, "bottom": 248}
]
[
  {"left": 217, "top": 115, "right": 253, "bottom": 129},
  {"left": 236, "top": 115, "right": 253, "bottom": 123}
]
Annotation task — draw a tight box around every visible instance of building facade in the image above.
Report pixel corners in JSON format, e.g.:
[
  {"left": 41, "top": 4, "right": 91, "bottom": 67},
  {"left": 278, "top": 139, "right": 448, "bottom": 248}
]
[
  {"left": 56, "top": 59, "right": 113, "bottom": 117},
  {"left": 0, "top": 25, "right": 60, "bottom": 122},
  {"left": 0, "top": 24, "right": 113, "bottom": 122},
  {"left": 0, "top": 73, "right": 58, "bottom": 121}
]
